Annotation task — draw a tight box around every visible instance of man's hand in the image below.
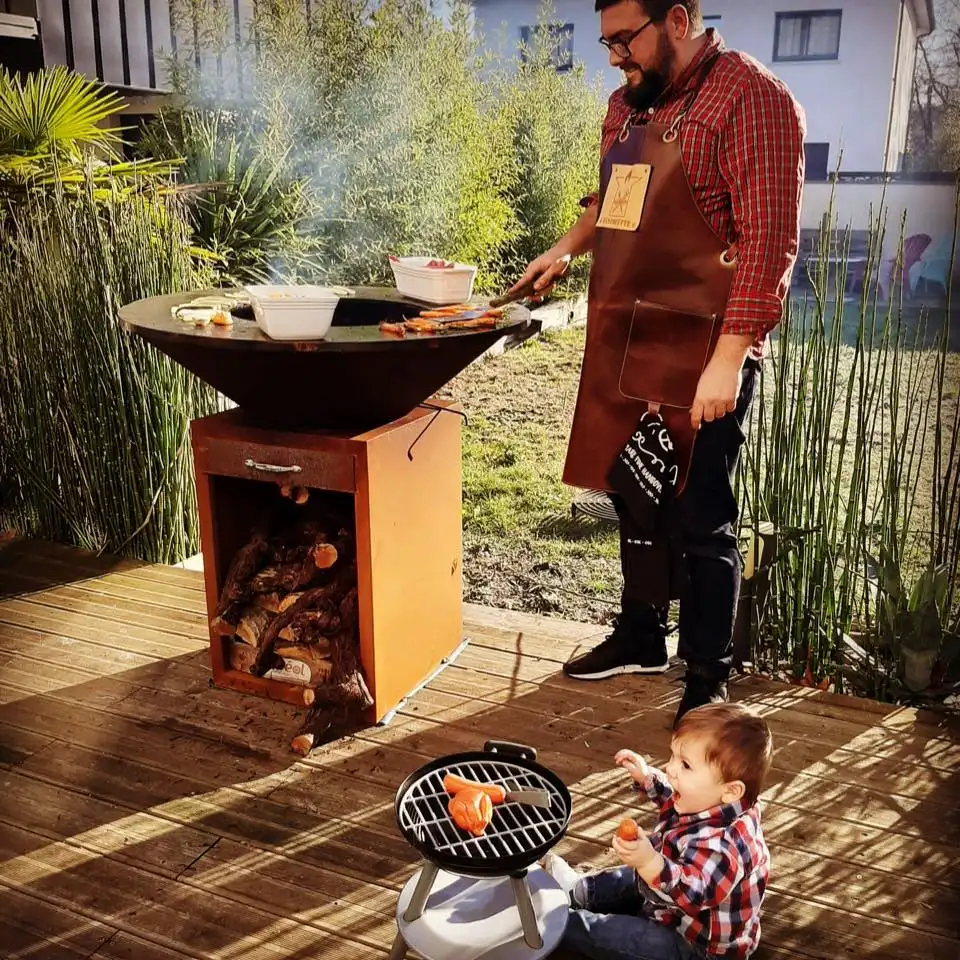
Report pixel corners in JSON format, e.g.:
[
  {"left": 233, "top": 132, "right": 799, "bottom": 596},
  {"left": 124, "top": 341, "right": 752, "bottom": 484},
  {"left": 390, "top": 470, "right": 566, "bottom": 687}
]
[
  {"left": 614, "top": 749, "right": 649, "bottom": 786},
  {"left": 690, "top": 334, "right": 753, "bottom": 430},
  {"left": 612, "top": 826, "right": 663, "bottom": 883},
  {"left": 508, "top": 206, "right": 597, "bottom": 301},
  {"left": 508, "top": 251, "right": 572, "bottom": 301}
]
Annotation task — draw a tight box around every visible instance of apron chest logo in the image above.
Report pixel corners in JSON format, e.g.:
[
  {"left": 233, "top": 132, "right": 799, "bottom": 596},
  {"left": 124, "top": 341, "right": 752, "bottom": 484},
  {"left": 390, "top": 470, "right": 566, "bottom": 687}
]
[{"left": 597, "top": 163, "right": 652, "bottom": 232}]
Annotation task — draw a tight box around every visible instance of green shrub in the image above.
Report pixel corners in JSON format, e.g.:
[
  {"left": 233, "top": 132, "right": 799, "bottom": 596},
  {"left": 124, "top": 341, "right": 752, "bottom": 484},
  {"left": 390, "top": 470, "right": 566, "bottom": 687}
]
[
  {"left": 494, "top": 12, "right": 607, "bottom": 290},
  {"left": 137, "top": 109, "right": 322, "bottom": 284},
  {"left": 159, "top": 0, "right": 605, "bottom": 292},
  {"left": 0, "top": 64, "right": 177, "bottom": 207}
]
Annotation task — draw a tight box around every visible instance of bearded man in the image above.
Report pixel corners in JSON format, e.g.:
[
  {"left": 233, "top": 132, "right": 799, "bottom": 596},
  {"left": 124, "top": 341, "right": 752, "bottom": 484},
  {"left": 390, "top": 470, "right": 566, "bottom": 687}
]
[{"left": 511, "top": 0, "right": 806, "bottom": 725}]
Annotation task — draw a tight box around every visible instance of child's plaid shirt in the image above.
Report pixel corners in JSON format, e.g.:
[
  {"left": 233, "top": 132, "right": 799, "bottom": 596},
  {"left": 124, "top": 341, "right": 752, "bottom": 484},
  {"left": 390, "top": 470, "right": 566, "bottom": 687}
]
[{"left": 634, "top": 768, "right": 770, "bottom": 959}]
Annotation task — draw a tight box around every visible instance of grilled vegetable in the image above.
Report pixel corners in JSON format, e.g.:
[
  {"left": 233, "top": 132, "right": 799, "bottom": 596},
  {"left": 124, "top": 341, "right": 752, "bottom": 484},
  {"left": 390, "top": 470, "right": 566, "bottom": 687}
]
[
  {"left": 448, "top": 787, "right": 494, "bottom": 836},
  {"left": 378, "top": 321, "right": 407, "bottom": 337},
  {"left": 442, "top": 772, "right": 507, "bottom": 804},
  {"left": 616, "top": 818, "right": 639, "bottom": 841}
]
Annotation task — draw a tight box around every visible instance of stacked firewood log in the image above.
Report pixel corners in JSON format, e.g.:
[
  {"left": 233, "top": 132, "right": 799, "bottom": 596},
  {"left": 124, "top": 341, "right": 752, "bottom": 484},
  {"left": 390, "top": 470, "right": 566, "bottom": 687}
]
[{"left": 210, "top": 494, "right": 372, "bottom": 755}]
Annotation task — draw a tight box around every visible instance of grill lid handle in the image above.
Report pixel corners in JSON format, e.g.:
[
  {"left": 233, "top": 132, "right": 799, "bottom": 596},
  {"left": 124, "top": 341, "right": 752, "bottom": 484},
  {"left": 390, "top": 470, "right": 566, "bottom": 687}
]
[{"left": 483, "top": 740, "right": 537, "bottom": 762}]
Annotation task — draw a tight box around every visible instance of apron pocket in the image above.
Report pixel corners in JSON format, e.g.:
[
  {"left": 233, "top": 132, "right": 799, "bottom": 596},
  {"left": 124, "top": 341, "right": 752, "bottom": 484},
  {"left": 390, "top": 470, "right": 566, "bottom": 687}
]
[{"left": 618, "top": 299, "right": 720, "bottom": 409}]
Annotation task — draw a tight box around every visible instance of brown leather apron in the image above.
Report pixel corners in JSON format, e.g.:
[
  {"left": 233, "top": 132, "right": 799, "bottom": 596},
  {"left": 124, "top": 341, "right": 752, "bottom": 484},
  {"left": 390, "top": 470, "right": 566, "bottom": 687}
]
[{"left": 563, "top": 54, "right": 736, "bottom": 499}]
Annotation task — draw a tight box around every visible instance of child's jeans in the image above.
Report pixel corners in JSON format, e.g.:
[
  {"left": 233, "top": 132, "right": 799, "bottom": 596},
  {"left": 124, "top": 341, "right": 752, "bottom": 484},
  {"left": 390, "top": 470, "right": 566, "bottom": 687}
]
[{"left": 561, "top": 866, "right": 704, "bottom": 960}]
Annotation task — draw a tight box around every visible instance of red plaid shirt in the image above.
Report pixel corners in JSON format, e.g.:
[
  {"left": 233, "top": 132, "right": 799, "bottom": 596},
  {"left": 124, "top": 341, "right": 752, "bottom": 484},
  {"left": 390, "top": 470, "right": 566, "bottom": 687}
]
[
  {"left": 590, "top": 30, "right": 806, "bottom": 352},
  {"left": 635, "top": 768, "right": 770, "bottom": 959}
]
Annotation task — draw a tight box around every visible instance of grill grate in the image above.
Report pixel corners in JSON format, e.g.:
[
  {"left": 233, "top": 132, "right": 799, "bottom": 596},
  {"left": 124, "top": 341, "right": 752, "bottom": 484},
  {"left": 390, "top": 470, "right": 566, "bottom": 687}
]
[{"left": 397, "top": 758, "right": 568, "bottom": 861}]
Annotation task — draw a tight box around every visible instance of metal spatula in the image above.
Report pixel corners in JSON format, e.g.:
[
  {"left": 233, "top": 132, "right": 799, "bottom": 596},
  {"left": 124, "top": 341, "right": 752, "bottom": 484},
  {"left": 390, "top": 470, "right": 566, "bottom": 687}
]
[{"left": 502, "top": 788, "right": 552, "bottom": 808}]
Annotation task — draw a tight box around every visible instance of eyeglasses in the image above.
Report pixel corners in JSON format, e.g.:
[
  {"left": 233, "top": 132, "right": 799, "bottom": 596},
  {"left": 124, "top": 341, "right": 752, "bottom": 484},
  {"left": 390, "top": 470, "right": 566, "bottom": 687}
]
[{"left": 599, "top": 19, "right": 654, "bottom": 59}]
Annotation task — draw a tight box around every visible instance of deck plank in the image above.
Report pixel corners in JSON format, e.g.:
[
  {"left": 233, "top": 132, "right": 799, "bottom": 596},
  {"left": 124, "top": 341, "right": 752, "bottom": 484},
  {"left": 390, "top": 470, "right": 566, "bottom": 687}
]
[{"left": 0, "top": 539, "right": 957, "bottom": 960}]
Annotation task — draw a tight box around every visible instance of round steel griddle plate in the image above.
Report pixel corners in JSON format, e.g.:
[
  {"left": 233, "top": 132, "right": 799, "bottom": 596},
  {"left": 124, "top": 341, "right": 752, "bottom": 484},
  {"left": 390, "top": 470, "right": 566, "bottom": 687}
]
[
  {"left": 119, "top": 287, "right": 531, "bottom": 351},
  {"left": 395, "top": 750, "right": 572, "bottom": 878},
  {"left": 396, "top": 866, "right": 568, "bottom": 960},
  {"left": 118, "top": 287, "right": 534, "bottom": 430}
]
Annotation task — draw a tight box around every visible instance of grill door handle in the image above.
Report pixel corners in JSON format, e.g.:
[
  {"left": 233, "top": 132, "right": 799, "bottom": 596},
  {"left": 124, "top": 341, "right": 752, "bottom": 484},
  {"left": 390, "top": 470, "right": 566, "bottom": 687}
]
[
  {"left": 483, "top": 740, "right": 537, "bottom": 762},
  {"left": 244, "top": 459, "right": 303, "bottom": 475}
]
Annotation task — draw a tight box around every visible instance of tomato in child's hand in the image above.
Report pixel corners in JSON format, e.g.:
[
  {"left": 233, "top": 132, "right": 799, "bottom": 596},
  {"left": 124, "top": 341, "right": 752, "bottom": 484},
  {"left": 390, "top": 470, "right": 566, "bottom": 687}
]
[{"left": 616, "top": 818, "right": 639, "bottom": 841}]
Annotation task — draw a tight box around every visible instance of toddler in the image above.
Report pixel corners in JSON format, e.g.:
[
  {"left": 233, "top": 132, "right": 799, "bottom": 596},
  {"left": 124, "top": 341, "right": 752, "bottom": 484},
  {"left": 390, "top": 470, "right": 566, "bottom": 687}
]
[{"left": 546, "top": 702, "right": 773, "bottom": 959}]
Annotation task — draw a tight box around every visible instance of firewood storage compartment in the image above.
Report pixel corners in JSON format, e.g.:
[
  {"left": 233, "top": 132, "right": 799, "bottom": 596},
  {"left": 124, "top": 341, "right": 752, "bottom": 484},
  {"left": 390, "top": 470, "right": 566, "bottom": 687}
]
[
  {"left": 191, "top": 405, "right": 463, "bottom": 720},
  {"left": 119, "top": 286, "right": 533, "bottom": 731}
]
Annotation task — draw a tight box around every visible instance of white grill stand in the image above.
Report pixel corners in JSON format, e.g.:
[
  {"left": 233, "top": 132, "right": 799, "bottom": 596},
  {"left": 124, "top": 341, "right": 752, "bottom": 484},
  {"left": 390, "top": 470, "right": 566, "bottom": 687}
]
[{"left": 388, "top": 863, "right": 569, "bottom": 960}]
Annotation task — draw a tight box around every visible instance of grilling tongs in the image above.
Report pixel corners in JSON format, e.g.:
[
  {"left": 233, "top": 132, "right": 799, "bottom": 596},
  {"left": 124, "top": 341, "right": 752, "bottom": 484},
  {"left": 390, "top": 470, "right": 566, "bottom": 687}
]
[
  {"left": 487, "top": 278, "right": 540, "bottom": 310},
  {"left": 431, "top": 279, "right": 541, "bottom": 322}
]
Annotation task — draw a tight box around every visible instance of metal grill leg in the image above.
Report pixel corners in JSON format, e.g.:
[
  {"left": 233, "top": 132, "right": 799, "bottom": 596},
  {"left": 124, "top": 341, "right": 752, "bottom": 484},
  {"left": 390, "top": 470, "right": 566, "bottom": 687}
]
[
  {"left": 510, "top": 874, "right": 543, "bottom": 950},
  {"left": 402, "top": 860, "right": 441, "bottom": 923},
  {"left": 387, "top": 932, "right": 409, "bottom": 960}
]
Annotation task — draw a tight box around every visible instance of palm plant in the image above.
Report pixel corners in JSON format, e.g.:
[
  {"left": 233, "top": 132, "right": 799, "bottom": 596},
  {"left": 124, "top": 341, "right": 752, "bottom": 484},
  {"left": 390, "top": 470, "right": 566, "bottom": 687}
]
[
  {"left": 0, "top": 65, "right": 176, "bottom": 202},
  {"left": 136, "top": 109, "right": 323, "bottom": 284}
]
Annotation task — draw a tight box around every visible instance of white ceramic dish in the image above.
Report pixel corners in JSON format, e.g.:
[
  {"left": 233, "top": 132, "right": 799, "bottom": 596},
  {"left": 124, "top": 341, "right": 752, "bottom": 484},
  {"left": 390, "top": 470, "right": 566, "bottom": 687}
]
[
  {"left": 245, "top": 284, "right": 353, "bottom": 340},
  {"left": 389, "top": 257, "right": 477, "bottom": 305}
]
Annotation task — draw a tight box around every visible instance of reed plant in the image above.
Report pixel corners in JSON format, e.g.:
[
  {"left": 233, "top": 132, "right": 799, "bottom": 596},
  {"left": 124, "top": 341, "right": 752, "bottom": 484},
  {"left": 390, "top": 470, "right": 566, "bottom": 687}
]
[
  {"left": 738, "top": 198, "right": 960, "bottom": 697},
  {"left": 0, "top": 183, "right": 224, "bottom": 562}
]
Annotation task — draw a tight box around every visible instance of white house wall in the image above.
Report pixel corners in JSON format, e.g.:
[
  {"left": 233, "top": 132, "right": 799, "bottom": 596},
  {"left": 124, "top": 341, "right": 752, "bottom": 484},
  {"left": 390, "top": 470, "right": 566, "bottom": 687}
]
[
  {"left": 472, "top": 0, "right": 912, "bottom": 173},
  {"left": 472, "top": 0, "right": 622, "bottom": 90},
  {"left": 714, "top": 0, "right": 902, "bottom": 173},
  {"left": 802, "top": 180, "right": 958, "bottom": 254}
]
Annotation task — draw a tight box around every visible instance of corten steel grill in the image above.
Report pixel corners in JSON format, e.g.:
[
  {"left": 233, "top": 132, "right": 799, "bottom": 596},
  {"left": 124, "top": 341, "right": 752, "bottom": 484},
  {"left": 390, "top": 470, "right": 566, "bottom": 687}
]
[
  {"left": 119, "top": 289, "right": 535, "bottom": 724},
  {"left": 389, "top": 741, "right": 572, "bottom": 959}
]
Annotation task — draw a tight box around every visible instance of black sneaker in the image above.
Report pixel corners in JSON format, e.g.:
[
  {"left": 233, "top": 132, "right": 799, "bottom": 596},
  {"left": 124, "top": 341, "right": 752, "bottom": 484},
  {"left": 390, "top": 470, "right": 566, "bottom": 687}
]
[
  {"left": 673, "top": 674, "right": 729, "bottom": 727},
  {"left": 563, "top": 610, "right": 669, "bottom": 680}
]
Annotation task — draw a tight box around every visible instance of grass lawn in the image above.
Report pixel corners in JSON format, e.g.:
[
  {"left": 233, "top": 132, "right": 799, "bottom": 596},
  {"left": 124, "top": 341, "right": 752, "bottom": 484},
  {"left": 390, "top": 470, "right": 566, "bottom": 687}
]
[
  {"left": 442, "top": 316, "right": 958, "bottom": 627},
  {"left": 440, "top": 327, "right": 622, "bottom": 624}
]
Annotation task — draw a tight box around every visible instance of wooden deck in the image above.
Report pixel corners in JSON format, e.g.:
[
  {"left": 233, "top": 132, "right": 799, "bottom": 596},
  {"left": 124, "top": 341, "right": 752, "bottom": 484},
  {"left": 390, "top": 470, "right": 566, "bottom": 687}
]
[{"left": 0, "top": 538, "right": 957, "bottom": 960}]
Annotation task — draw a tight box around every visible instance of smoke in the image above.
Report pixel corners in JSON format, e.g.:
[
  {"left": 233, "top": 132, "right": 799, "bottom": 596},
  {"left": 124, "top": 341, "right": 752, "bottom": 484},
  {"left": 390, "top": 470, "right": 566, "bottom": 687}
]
[{"left": 157, "top": 0, "right": 602, "bottom": 290}]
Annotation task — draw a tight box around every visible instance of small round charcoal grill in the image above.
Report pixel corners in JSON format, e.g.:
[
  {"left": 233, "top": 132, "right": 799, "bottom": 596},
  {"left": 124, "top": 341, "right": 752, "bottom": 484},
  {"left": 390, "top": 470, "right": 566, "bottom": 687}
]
[{"left": 389, "top": 741, "right": 572, "bottom": 960}]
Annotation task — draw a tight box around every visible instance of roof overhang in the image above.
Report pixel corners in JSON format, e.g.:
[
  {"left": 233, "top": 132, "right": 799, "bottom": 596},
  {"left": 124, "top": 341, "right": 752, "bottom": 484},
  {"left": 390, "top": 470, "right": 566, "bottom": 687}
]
[{"left": 0, "top": 13, "right": 39, "bottom": 40}]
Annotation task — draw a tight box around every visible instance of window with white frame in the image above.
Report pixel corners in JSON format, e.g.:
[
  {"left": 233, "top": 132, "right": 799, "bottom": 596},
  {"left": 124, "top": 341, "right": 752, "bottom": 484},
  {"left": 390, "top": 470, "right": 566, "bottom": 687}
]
[
  {"left": 520, "top": 23, "right": 574, "bottom": 73},
  {"left": 774, "top": 10, "right": 842, "bottom": 61}
]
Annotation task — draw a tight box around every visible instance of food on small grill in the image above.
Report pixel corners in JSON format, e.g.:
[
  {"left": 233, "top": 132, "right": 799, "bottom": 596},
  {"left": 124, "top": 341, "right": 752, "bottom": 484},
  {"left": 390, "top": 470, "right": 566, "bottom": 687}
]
[
  {"left": 448, "top": 787, "right": 495, "bottom": 836},
  {"left": 442, "top": 772, "right": 507, "bottom": 805},
  {"left": 616, "top": 818, "right": 639, "bottom": 841},
  {"left": 379, "top": 321, "right": 407, "bottom": 337}
]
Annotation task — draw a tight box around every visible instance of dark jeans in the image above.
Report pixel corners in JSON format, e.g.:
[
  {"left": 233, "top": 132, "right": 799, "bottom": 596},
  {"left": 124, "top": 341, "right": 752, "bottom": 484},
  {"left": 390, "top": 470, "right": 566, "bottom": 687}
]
[
  {"left": 614, "top": 360, "right": 760, "bottom": 682},
  {"left": 562, "top": 866, "right": 702, "bottom": 960}
]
